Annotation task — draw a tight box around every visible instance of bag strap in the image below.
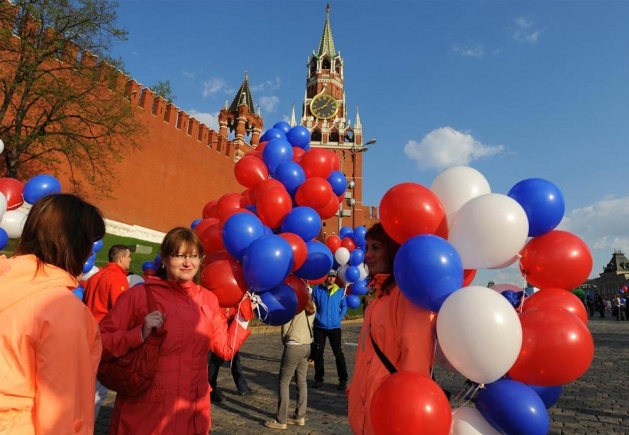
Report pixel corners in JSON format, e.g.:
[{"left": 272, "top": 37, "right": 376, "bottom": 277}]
[
  {"left": 145, "top": 285, "right": 157, "bottom": 312},
  {"left": 370, "top": 332, "right": 397, "bottom": 374}
]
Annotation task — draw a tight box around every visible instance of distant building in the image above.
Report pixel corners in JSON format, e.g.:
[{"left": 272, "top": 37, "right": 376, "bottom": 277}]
[{"left": 586, "top": 249, "right": 629, "bottom": 299}]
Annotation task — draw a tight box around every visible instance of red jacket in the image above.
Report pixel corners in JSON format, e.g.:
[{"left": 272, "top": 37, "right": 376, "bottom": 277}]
[
  {"left": 83, "top": 262, "right": 129, "bottom": 322},
  {"left": 348, "top": 274, "right": 436, "bottom": 435},
  {"left": 99, "top": 278, "right": 251, "bottom": 434}
]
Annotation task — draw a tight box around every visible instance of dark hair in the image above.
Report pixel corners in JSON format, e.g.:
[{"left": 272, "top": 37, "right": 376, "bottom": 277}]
[
  {"left": 156, "top": 227, "right": 205, "bottom": 280},
  {"left": 15, "top": 193, "right": 105, "bottom": 276},
  {"left": 365, "top": 223, "right": 400, "bottom": 295},
  {"left": 108, "top": 244, "right": 129, "bottom": 262}
]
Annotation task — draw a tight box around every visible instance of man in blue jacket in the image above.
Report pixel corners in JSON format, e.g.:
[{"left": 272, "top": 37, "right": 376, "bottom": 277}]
[{"left": 311, "top": 269, "right": 348, "bottom": 390}]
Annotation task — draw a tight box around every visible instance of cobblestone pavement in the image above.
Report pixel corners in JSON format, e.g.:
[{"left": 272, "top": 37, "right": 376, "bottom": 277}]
[{"left": 95, "top": 316, "right": 629, "bottom": 434}]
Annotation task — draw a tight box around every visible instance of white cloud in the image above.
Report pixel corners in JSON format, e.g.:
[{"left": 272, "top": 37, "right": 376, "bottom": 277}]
[
  {"left": 259, "top": 95, "right": 280, "bottom": 113},
  {"left": 182, "top": 70, "right": 195, "bottom": 78},
  {"left": 559, "top": 196, "right": 629, "bottom": 254},
  {"left": 404, "top": 127, "right": 506, "bottom": 170},
  {"left": 202, "top": 78, "right": 230, "bottom": 98},
  {"left": 187, "top": 109, "right": 220, "bottom": 131},
  {"left": 453, "top": 43, "right": 486, "bottom": 59},
  {"left": 510, "top": 17, "right": 542, "bottom": 43},
  {"left": 251, "top": 77, "right": 281, "bottom": 92}
]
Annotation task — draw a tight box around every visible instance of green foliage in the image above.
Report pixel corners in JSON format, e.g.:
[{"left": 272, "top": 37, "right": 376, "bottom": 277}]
[{"left": 150, "top": 80, "right": 176, "bottom": 103}]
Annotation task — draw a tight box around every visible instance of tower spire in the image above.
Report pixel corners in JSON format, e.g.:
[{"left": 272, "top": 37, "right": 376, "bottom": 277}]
[
  {"left": 317, "top": 3, "right": 336, "bottom": 57},
  {"left": 228, "top": 71, "right": 255, "bottom": 112}
]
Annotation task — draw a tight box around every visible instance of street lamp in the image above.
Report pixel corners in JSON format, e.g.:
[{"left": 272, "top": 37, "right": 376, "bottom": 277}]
[{"left": 337, "top": 138, "right": 377, "bottom": 234}]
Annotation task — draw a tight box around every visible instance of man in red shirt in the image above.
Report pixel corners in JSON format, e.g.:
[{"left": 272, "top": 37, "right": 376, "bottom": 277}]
[{"left": 83, "top": 244, "right": 132, "bottom": 419}]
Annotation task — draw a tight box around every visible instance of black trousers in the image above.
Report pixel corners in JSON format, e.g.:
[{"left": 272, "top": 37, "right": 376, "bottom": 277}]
[
  {"left": 313, "top": 327, "right": 348, "bottom": 383},
  {"left": 208, "top": 350, "right": 249, "bottom": 394}
]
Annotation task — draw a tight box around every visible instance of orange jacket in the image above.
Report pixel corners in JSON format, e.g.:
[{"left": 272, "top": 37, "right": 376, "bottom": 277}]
[
  {"left": 0, "top": 254, "right": 101, "bottom": 435},
  {"left": 83, "top": 262, "right": 129, "bottom": 322},
  {"left": 347, "top": 274, "right": 435, "bottom": 435},
  {"left": 99, "top": 278, "right": 251, "bottom": 434}
]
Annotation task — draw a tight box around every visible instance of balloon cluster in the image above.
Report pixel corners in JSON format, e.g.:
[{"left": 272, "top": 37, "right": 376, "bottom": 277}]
[
  {"left": 0, "top": 174, "right": 62, "bottom": 250},
  {"left": 367, "top": 166, "right": 594, "bottom": 435},
  {"left": 189, "top": 122, "right": 362, "bottom": 326}
]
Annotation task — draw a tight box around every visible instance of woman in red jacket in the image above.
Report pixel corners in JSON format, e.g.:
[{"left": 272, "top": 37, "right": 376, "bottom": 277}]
[
  {"left": 99, "top": 227, "right": 253, "bottom": 434},
  {"left": 347, "top": 223, "right": 436, "bottom": 434}
]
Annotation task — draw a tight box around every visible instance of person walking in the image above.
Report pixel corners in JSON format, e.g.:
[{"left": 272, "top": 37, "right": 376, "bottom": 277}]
[
  {"left": 311, "top": 269, "right": 348, "bottom": 391},
  {"left": 0, "top": 194, "right": 105, "bottom": 434},
  {"left": 208, "top": 307, "right": 255, "bottom": 402},
  {"left": 265, "top": 294, "right": 316, "bottom": 429},
  {"left": 83, "top": 244, "right": 132, "bottom": 419}
]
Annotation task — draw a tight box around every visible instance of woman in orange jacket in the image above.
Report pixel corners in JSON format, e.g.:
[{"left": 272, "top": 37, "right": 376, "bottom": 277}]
[
  {"left": 99, "top": 227, "right": 254, "bottom": 434},
  {"left": 347, "top": 223, "right": 436, "bottom": 434},
  {"left": 0, "top": 194, "right": 105, "bottom": 434}
]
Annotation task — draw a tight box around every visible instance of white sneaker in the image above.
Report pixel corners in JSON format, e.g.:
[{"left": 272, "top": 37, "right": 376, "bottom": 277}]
[
  {"left": 288, "top": 416, "right": 305, "bottom": 426},
  {"left": 264, "top": 419, "right": 287, "bottom": 430}
]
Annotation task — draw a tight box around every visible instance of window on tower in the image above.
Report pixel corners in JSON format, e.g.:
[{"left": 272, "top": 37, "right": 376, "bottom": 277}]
[
  {"left": 311, "top": 130, "right": 322, "bottom": 142},
  {"left": 322, "top": 58, "right": 331, "bottom": 69},
  {"left": 330, "top": 130, "right": 339, "bottom": 142}
]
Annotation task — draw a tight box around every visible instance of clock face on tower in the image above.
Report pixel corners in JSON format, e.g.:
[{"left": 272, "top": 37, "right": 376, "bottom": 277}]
[{"left": 310, "top": 94, "right": 338, "bottom": 119}]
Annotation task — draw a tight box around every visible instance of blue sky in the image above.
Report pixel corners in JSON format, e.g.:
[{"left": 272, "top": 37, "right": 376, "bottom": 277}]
[{"left": 112, "top": 0, "right": 629, "bottom": 288}]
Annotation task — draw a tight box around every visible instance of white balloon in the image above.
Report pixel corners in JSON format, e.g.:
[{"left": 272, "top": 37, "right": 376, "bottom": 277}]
[
  {"left": 336, "top": 264, "right": 348, "bottom": 283},
  {"left": 334, "top": 247, "right": 350, "bottom": 266},
  {"left": 431, "top": 166, "right": 491, "bottom": 227},
  {"left": 82, "top": 265, "right": 100, "bottom": 280},
  {"left": 451, "top": 407, "right": 501, "bottom": 435},
  {"left": 0, "top": 209, "right": 27, "bottom": 238},
  {"left": 358, "top": 263, "right": 369, "bottom": 280},
  {"left": 127, "top": 274, "right": 145, "bottom": 287},
  {"left": 448, "top": 193, "right": 529, "bottom": 269},
  {"left": 0, "top": 192, "right": 7, "bottom": 222},
  {"left": 436, "top": 286, "right": 522, "bottom": 385},
  {"left": 0, "top": 139, "right": 4, "bottom": 154}
]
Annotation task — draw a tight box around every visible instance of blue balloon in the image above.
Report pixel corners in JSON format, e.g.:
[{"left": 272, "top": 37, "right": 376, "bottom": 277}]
[
  {"left": 353, "top": 225, "right": 367, "bottom": 248},
  {"left": 191, "top": 218, "right": 202, "bottom": 229},
  {"left": 393, "top": 234, "right": 463, "bottom": 312},
  {"left": 257, "top": 284, "right": 299, "bottom": 326},
  {"left": 82, "top": 257, "right": 94, "bottom": 274},
  {"left": 273, "top": 121, "right": 291, "bottom": 134},
  {"left": 350, "top": 279, "right": 369, "bottom": 296},
  {"left": 274, "top": 161, "right": 306, "bottom": 197},
  {"left": 0, "top": 228, "right": 8, "bottom": 250},
  {"left": 154, "top": 254, "right": 162, "bottom": 269},
  {"left": 529, "top": 384, "right": 562, "bottom": 409},
  {"left": 349, "top": 248, "right": 364, "bottom": 266},
  {"left": 346, "top": 294, "right": 361, "bottom": 309},
  {"left": 294, "top": 241, "right": 333, "bottom": 280},
  {"left": 23, "top": 174, "right": 61, "bottom": 205},
  {"left": 507, "top": 178, "right": 565, "bottom": 237},
  {"left": 262, "top": 138, "right": 294, "bottom": 175},
  {"left": 327, "top": 171, "right": 347, "bottom": 196},
  {"left": 502, "top": 289, "right": 524, "bottom": 308},
  {"left": 476, "top": 379, "right": 549, "bottom": 435},
  {"left": 339, "top": 226, "right": 354, "bottom": 240},
  {"left": 280, "top": 206, "right": 322, "bottom": 242},
  {"left": 221, "top": 212, "right": 265, "bottom": 261},
  {"left": 93, "top": 239, "right": 104, "bottom": 253},
  {"left": 242, "top": 235, "right": 293, "bottom": 292},
  {"left": 142, "top": 260, "right": 156, "bottom": 272},
  {"left": 260, "top": 127, "right": 286, "bottom": 143},
  {"left": 72, "top": 286, "right": 85, "bottom": 300},
  {"left": 286, "top": 125, "right": 311, "bottom": 150},
  {"left": 345, "top": 265, "right": 361, "bottom": 283}
]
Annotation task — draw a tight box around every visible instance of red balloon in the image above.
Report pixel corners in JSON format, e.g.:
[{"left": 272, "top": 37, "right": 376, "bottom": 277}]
[
  {"left": 508, "top": 306, "right": 594, "bottom": 386},
  {"left": 216, "top": 193, "right": 244, "bottom": 220},
  {"left": 200, "top": 251, "right": 248, "bottom": 308},
  {"left": 519, "top": 230, "right": 593, "bottom": 290},
  {"left": 295, "top": 177, "right": 334, "bottom": 209},
  {"left": 234, "top": 155, "right": 269, "bottom": 189},
  {"left": 329, "top": 150, "right": 340, "bottom": 171},
  {"left": 199, "top": 221, "right": 224, "bottom": 254},
  {"left": 299, "top": 148, "right": 334, "bottom": 179},
  {"left": 256, "top": 141, "right": 267, "bottom": 153},
  {"left": 194, "top": 218, "right": 219, "bottom": 238},
  {"left": 292, "top": 147, "right": 305, "bottom": 163},
  {"left": 284, "top": 274, "right": 310, "bottom": 314},
  {"left": 379, "top": 182, "right": 448, "bottom": 244},
  {"left": 462, "top": 269, "right": 477, "bottom": 287},
  {"left": 251, "top": 178, "right": 285, "bottom": 202},
  {"left": 308, "top": 276, "right": 327, "bottom": 286},
  {"left": 370, "top": 371, "right": 452, "bottom": 435},
  {"left": 326, "top": 235, "right": 342, "bottom": 253},
  {"left": 218, "top": 208, "right": 255, "bottom": 230},
  {"left": 341, "top": 237, "right": 356, "bottom": 252},
  {"left": 522, "top": 287, "right": 588, "bottom": 324},
  {"left": 315, "top": 191, "right": 341, "bottom": 220},
  {"left": 279, "top": 232, "right": 308, "bottom": 271},
  {"left": 202, "top": 200, "right": 219, "bottom": 219},
  {"left": 0, "top": 177, "right": 25, "bottom": 210},
  {"left": 256, "top": 187, "right": 292, "bottom": 229}
]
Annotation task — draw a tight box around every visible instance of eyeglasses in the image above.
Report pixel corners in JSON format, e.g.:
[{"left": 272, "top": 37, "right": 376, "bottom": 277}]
[{"left": 170, "top": 253, "right": 202, "bottom": 262}]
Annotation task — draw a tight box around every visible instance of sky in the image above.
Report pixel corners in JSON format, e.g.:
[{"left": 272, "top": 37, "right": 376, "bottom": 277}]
[{"left": 110, "top": 0, "right": 629, "bottom": 288}]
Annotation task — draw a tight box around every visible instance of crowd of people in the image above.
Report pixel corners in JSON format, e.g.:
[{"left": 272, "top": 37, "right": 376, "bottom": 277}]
[{"left": 0, "top": 193, "right": 440, "bottom": 434}]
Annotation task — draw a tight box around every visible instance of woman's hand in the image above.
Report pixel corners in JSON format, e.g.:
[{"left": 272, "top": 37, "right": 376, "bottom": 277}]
[{"left": 142, "top": 310, "right": 166, "bottom": 340}]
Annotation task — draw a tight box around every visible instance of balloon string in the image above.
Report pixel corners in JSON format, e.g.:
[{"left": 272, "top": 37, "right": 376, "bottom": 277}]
[
  {"left": 452, "top": 382, "right": 482, "bottom": 408},
  {"left": 228, "top": 291, "right": 267, "bottom": 371}
]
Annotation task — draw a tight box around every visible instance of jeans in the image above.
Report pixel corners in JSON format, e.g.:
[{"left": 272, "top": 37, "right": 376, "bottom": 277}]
[
  {"left": 94, "top": 379, "right": 109, "bottom": 420},
  {"left": 313, "top": 327, "right": 348, "bottom": 383},
  {"left": 275, "top": 343, "right": 310, "bottom": 424}
]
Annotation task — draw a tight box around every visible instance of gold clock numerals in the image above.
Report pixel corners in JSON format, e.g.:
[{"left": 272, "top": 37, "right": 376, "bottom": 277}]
[{"left": 310, "top": 94, "right": 338, "bottom": 119}]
